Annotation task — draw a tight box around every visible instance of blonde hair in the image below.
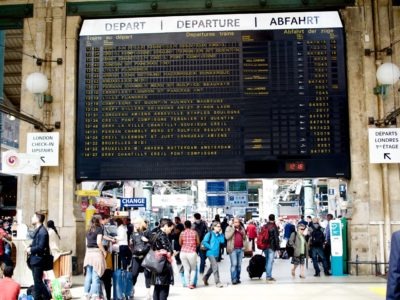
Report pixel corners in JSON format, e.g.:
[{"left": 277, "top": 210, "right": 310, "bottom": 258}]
[{"left": 134, "top": 218, "right": 147, "bottom": 231}]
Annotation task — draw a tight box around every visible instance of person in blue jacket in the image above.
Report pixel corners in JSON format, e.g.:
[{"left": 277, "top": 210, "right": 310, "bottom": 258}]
[
  {"left": 202, "top": 221, "right": 225, "bottom": 288},
  {"left": 387, "top": 230, "right": 400, "bottom": 300}
]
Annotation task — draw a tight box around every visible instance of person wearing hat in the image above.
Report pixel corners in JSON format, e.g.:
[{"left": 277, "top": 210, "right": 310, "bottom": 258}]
[{"left": 288, "top": 223, "right": 308, "bottom": 279}]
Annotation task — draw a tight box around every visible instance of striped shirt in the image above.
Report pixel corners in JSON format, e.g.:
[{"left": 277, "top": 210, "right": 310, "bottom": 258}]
[{"left": 180, "top": 229, "right": 198, "bottom": 253}]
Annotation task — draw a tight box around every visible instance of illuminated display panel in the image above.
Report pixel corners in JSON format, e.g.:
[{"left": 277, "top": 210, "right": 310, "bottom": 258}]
[{"left": 76, "top": 12, "right": 350, "bottom": 181}]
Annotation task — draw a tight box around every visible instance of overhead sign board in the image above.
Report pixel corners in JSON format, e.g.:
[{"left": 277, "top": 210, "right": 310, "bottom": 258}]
[
  {"left": 368, "top": 128, "right": 400, "bottom": 163},
  {"left": 75, "top": 190, "right": 101, "bottom": 197},
  {"left": 207, "top": 195, "right": 226, "bottom": 207},
  {"left": 27, "top": 132, "right": 59, "bottom": 166},
  {"left": 206, "top": 181, "right": 226, "bottom": 193},
  {"left": 120, "top": 197, "right": 146, "bottom": 208},
  {"left": 228, "top": 193, "right": 248, "bottom": 207},
  {"left": 228, "top": 181, "right": 248, "bottom": 192},
  {"left": 77, "top": 11, "right": 350, "bottom": 181},
  {"left": 1, "top": 150, "right": 40, "bottom": 175}
]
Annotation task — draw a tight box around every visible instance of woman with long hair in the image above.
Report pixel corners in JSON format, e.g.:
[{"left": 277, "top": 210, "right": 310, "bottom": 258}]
[
  {"left": 83, "top": 217, "right": 106, "bottom": 300},
  {"left": 150, "top": 218, "right": 175, "bottom": 300},
  {"left": 115, "top": 218, "right": 132, "bottom": 270},
  {"left": 130, "top": 218, "right": 152, "bottom": 300}
]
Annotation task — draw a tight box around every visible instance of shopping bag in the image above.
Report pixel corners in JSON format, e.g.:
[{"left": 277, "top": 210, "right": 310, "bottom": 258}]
[{"left": 141, "top": 249, "right": 166, "bottom": 274}]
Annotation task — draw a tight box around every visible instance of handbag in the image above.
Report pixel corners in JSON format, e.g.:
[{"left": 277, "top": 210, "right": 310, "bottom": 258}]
[
  {"left": 141, "top": 249, "right": 166, "bottom": 273},
  {"left": 43, "top": 253, "right": 54, "bottom": 271}
]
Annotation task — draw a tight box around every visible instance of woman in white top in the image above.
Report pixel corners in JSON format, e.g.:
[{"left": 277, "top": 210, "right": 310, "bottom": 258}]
[
  {"left": 115, "top": 218, "right": 132, "bottom": 270},
  {"left": 47, "top": 220, "right": 71, "bottom": 278}
]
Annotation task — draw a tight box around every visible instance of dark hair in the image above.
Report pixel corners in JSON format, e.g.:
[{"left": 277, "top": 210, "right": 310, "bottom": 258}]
[
  {"left": 327, "top": 214, "right": 334, "bottom": 220},
  {"left": 3, "top": 265, "right": 13, "bottom": 277},
  {"left": 268, "top": 214, "right": 275, "bottom": 222},
  {"left": 175, "top": 216, "right": 181, "bottom": 223},
  {"left": 35, "top": 212, "right": 45, "bottom": 224},
  {"left": 115, "top": 218, "right": 123, "bottom": 226},
  {"left": 214, "top": 214, "right": 220, "bottom": 222},
  {"left": 100, "top": 213, "right": 110, "bottom": 220},
  {"left": 194, "top": 213, "right": 201, "bottom": 220},
  {"left": 47, "top": 220, "right": 60, "bottom": 239},
  {"left": 184, "top": 220, "right": 192, "bottom": 229},
  {"left": 159, "top": 218, "right": 174, "bottom": 228},
  {"left": 89, "top": 216, "right": 102, "bottom": 233}
]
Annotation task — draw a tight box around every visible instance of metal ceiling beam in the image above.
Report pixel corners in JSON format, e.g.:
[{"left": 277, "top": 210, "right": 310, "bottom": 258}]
[
  {"left": 0, "top": 4, "right": 33, "bottom": 30},
  {"left": 67, "top": 0, "right": 355, "bottom": 18}
]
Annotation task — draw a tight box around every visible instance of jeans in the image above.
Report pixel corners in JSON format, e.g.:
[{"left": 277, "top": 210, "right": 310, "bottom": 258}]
[
  {"left": 153, "top": 285, "right": 170, "bottom": 300},
  {"left": 198, "top": 248, "right": 207, "bottom": 274},
  {"left": 32, "top": 265, "right": 51, "bottom": 300},
  {"left": 119, "top": 245, "right": 132, "bottom": 270},
  {"left": 131, "top": 257, "right": 151, "bottom": 288},
  {"left": 229, "top": 249, "right": 243, "bottom": 283},
  {"left": 180, "top": 251, "right": 198, "bottom": 286},
  {"left": 263, "top": 248, "right": 275, "bottom": 278},
  {"left": 84, "top": 265, "right": 101, "bottom": 297},
  {"left": 204, "top": 256, "right": 220, "bottom": 284},
  {"left": 311, "top": 246, "right": 329, "bottom": 274}
]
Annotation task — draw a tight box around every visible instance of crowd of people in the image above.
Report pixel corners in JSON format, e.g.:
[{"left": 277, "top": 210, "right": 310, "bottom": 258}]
[
  {"left": 0, "top": 211, "right": 339, "bottom": 300},
  {"left": 79, "top": 212, "right": 338, "bottom": 300}
]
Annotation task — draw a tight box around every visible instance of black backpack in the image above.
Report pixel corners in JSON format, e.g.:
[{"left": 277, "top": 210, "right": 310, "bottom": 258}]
[
  {"left": 311, "top": 228, "right": 325, "bottom": 247},
  {"left": 194, "top": 220, "right": 208, "bottom": 241}
]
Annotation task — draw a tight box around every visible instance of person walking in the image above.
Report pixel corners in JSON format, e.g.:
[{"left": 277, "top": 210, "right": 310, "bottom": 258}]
[
  {"left": 26, "top": 212, "right": 52, "bottom": 300},
  {"left": 130, "top": 218, "right": 152, "bottom": 300},
  {"left": 288, "top": 224, "right": 308, "bottom": 278},
  {"left": 0, "top": 265, "right": 20, "bottom": 300},
  {"left": 202, "top": 221, "right": 225, "bottom": 288},
  {"left": 150, "top": 218, "right": 175, "bottom": 300},
  {"left": 225, "top": 217, "right": 246, "bottom": 285},
  {"left": 261, "top": 214, "right": 280, "bottom": 282},
  {"left": 246, "top": 220, "right": 257, "bottom": 252},
  {"left": 387, "top": 230, "right": 400, "bottom": 300},
  {"left": 83, "top": 216, "right": 107, "bottom": 300},
  {"left": 115, "top": 218, "right": 132, "bottom": 270},
  {"left": 0, "top": 219, "right": 12, "bottom": 268},
  {"left": 309, "top": 218, "right": 331, "bottom": 277},
  {"left": 192, "top": 213, "right": 208, "bottom": 275},
  {"left": 179, "top": 220, "right": 199, "bottom": 289}
]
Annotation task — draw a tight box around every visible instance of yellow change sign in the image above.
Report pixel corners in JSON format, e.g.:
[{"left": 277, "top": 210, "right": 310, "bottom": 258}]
[{"left": 75, "top": 190, "right": 100, "bottom": 197}]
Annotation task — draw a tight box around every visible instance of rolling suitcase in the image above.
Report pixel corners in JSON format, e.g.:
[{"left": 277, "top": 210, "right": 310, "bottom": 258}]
[
  {"left": 113, "top": 269, "right": 133, "bottom": 300},
  {"left": 247, "top": 254, "right": 266, "bottom": 279}
]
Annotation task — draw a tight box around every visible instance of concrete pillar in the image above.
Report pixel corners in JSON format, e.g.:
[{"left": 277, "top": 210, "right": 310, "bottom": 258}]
[{"left": 303, "top": 179, "right": 314, "bottom": 216}]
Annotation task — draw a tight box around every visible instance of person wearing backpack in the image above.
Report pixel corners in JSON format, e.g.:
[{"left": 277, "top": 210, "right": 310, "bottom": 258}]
[
  {"left": 201, "top": 221, "right": 225, "bottom": 288},
  {"left": 288, "top": 224, "right": 308, "bottom": 278},
  {"left": 309, "top": 218, "right": 331, "bottom": 277},
  {"left": 192, "top": 213, "right": 208, "bottom": 274},
  {"left": 257, "top": 214, "right": 280, "bottom": 282}
]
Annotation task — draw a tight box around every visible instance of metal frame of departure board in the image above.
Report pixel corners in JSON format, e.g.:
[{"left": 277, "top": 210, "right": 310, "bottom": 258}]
[{"left": 76, "top": 12, "right": 350, "bottom": 181}]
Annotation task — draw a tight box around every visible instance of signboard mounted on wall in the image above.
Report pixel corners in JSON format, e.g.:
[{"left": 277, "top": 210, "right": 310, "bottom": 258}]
[{"left": 27, "top": 132, "right": 60, "bottom": 166}]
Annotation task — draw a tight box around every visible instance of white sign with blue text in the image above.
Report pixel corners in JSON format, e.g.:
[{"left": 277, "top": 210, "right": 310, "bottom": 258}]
[{"left": 120, "top": 197, "right": 146, "bottom": 209}]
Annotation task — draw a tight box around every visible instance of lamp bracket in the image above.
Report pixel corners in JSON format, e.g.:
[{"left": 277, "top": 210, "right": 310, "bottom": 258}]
[{"left": 369, "top": 107, "right": 400, "bottom": 127}]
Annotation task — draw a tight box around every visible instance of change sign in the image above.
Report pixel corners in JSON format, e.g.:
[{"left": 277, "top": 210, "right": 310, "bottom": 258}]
[
  {"left": 120, "top": 197, "right": 146, "bottom": 209},
  {"left": 368, "top": 128, "right": 400, "bottom": 163}
]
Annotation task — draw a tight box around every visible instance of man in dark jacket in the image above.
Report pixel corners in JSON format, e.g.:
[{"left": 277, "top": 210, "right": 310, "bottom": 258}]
[
  {"left": 26, "top": 212, "right": 51, "bottom": 300},
  {"left": 387, "top": 230, "right": 400, "bottom": 300},
  {"left": 263, "top": 214, "right": 280, "bottom": 281}
]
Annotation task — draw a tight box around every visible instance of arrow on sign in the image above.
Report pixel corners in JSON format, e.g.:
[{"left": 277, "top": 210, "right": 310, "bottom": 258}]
[
  {"left": 384, "top": 153, "right": 391, "bottom": 160},
  {"left": 40, "top": 156, "right": 46, "bottom": 163}
]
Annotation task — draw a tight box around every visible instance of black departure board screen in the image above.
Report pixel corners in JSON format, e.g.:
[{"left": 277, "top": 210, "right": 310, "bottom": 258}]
[{"left": 77, "top": 12, "right": 350, "bottom": 181}]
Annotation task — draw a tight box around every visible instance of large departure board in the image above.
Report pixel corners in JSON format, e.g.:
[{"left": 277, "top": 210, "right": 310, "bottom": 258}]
[{"left": 77, "top": 12, "right": 350, "bottom": 181}]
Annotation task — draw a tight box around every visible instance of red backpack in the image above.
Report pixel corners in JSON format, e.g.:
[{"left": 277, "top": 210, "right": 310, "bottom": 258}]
[{"left": 257, "top": 225, "right": 270, "bottom": 250}]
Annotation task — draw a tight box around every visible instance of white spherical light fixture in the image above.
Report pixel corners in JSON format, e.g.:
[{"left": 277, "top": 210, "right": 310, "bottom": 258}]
[
  {"left": 26, "top": 72, "right": 48, "bottom": 108},
  {"left": 376, "top": 62, "right": 400, "bottom": 85}
]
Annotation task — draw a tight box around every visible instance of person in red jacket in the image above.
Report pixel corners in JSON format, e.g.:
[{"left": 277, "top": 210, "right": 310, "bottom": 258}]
[
  {"left": 0, "top": 266, "right": 20, "bottom": 300},
  {"left": 246, "top": 221, "right": 258, "bottom": 251}
]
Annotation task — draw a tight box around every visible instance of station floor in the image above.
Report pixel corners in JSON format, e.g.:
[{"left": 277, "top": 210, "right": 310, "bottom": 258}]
[{"left": 66, "top": 251, "right": 387, "bottom": 300}]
